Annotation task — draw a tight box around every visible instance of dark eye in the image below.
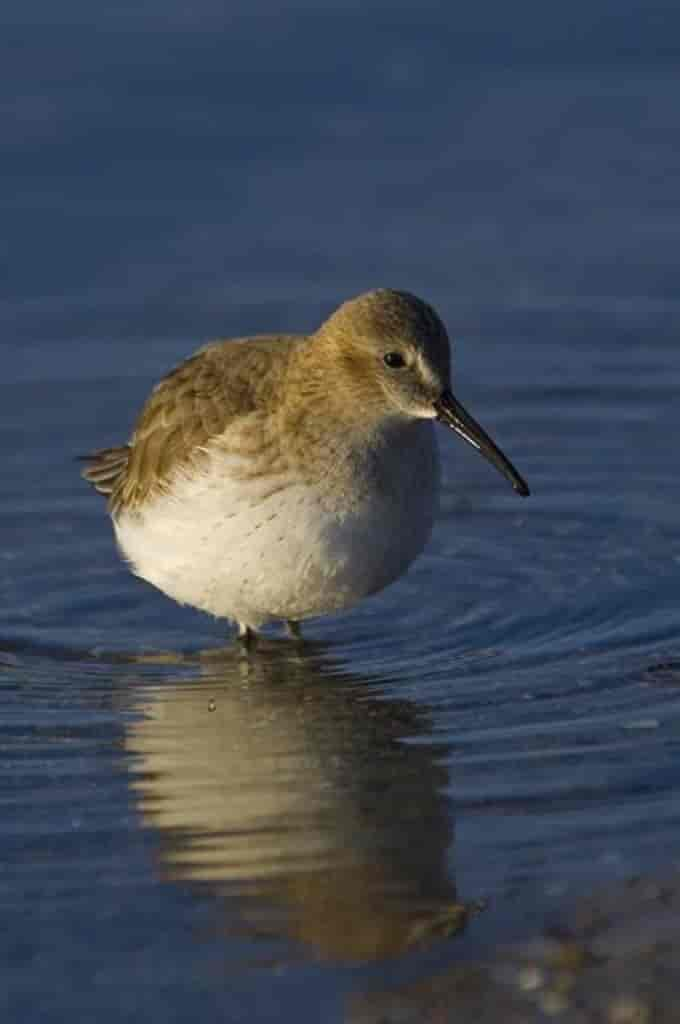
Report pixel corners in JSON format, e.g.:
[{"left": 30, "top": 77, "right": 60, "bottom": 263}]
[{"left": 383, "top": 351, "right": 406, "bottom": 369}]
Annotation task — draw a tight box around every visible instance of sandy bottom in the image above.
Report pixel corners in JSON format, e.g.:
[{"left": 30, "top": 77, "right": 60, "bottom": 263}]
[{"left": 353, "top": 869, "right": 679, "bottom": 1023}]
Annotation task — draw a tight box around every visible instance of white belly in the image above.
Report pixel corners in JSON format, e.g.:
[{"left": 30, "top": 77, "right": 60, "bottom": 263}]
[{"left": 114, "top": 423, "right": 439, "bottom": 628}]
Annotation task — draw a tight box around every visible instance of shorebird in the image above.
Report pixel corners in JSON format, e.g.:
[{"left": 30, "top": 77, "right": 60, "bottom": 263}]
[{"left": 82, "top": 289, "right": 529, "bottom": 645}]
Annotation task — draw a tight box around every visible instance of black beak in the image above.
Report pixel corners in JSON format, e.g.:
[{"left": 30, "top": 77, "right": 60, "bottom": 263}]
[{"left": 433, "top": 389, "right": 530, "bottom": 497}]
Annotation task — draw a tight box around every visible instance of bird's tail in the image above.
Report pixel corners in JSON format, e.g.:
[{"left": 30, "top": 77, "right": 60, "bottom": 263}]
[{"left": 79, "top": 445, "right": 131, "bottom": 497}]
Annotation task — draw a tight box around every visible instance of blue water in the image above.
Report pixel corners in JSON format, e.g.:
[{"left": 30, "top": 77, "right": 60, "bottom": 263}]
[{"left": 3, "top": 2, "right": 680, "bottom": 1020}]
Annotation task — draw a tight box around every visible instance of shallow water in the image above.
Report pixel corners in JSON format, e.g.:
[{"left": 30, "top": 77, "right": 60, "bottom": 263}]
[{"left": 4, "top": 2, "right": 680, "bottom": 1020}]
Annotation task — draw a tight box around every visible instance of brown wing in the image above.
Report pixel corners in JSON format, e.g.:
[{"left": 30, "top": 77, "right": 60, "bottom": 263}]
[
  {"left": 80, "top": 445, "right": 131, "bottom": 496},
  {"left": 82, "top": 335, "right": 297, "bottom": 517}
]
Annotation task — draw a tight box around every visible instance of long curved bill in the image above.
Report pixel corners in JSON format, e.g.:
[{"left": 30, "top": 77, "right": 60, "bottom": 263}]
[{"left": 433, "top": 389, "right": 530, "bottom": 497}]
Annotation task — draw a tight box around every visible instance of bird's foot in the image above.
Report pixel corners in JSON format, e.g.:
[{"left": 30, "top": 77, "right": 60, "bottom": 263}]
[
  {"left": 286, "top": 619, "right": 303, "bottom": 641},
  {"left": 236, "top": 624, "right": 258, "bottom": 652}
]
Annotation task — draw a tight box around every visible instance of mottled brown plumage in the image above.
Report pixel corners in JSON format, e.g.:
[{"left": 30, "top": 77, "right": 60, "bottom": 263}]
[
  {"left": 82, "top": 288, "right": 452, "bottom": 518},
  {"left": 83, "top": 337, "right": 300, "bottom": 516},
  {"left": 81, "top": 289, "right": 528, "bottom": 639}
]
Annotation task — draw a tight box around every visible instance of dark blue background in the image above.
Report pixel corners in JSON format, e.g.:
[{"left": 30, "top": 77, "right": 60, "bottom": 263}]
[{"left": 3, "top": 3, "right": 680, "bottom": 1021}]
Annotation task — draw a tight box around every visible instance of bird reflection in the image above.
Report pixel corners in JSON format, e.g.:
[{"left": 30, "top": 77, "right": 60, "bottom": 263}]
[{"left": 125, "top": 640, "right": 468, "bottom": 961}]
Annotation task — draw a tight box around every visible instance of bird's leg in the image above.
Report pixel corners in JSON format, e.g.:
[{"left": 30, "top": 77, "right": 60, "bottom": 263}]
[
  {"left": 286, "top": 620, "right": 302, "bottom": 641},
  {"left": 236, "top": 623, "right": 257, "bottom": 651}
]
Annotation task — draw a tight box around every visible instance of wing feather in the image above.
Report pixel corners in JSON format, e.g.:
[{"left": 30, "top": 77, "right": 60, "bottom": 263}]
[{"left": 81, "top": 335, "right": 297, "bottom": 517}]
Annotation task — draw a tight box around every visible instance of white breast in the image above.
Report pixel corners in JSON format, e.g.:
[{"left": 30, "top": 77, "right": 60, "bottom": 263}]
[{"left": 114, "top": 421, "right": 439, "bottom": 628}]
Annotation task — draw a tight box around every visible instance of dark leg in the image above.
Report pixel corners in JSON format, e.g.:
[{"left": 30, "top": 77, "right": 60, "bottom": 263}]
[{"left": 237, "top": 623, "right": 257, "bottom": 651}]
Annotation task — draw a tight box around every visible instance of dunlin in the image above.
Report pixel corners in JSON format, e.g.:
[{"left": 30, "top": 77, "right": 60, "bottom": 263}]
[{"left": 82, "top": 289, "right": 529, "bottom": 644}]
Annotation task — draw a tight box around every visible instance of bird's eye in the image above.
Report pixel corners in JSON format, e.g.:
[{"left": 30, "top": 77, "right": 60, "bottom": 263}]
[{"left": 383, "top": 351, "right": 406, "bottom": 369}]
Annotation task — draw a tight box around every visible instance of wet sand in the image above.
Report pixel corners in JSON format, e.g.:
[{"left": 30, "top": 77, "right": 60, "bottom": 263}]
[{"left": 354, "top": 869, "right": 680, "bottom": 1022}]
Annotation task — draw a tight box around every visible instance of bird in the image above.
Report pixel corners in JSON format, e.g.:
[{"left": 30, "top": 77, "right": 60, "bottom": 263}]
[{"left": 81, "top": 289, "right": 529, "bottom": 646}]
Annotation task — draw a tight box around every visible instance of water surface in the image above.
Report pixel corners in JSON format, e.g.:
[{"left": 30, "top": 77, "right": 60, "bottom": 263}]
[{"left": 3, "top": 2, "right": 680, "bottom": 1020}]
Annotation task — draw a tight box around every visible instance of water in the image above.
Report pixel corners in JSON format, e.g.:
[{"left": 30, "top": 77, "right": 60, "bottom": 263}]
[{"left": 3, "top": 2, "right": 680, "bottom": 1019}]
